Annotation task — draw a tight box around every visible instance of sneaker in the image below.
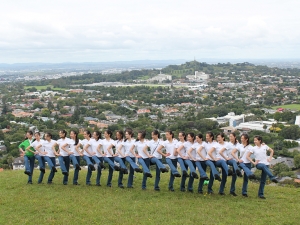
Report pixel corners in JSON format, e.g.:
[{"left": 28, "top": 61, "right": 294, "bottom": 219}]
[
  {"left": 134, "top": 168, "right": 143, "bottom": 173},
  {"left": 174, "top": 173, "right": 181, "bottom": 178},
  {"left": 259, "top": 196, "right": 266, "bottom": 199},
  {"left": 100, "top": 162, "right": 106, "bottom": 169},
  {"left": 40, "top": 168, "right": 45, "bottom": 173},
  {"left": 219, "top": 192, "right": 225, "bottom": 196},
  {"left": 145, "top": 172, "right": 152, "bottom": 178},
  {"left": 198, "top": 191, "right": 203, "bottom": 194},
  {"left": 200, "top": 176, "right": 209, "bottom": 181},
  {"left": 248, "top": 174, "right": 256, "bottom": 180},
  {"left": 214, "top": 174, "right": 222, "bottom": 182},
  {"left": 95, "top": 184, "right": 101, "bottom": 186},
  {"left": 62, "top": 171, "right": 69, "bottom": 176},
  {"left": 228, "top": 169, "right": 233, "bottom": 176},
  {"left": 271, "top": 178, "right": 279, "bottom": 183},
  {"left": 24, "top": 171, "right": 31, "bottom": 176},
  {"left": 160, "top": 168, "right": 168, "bottom": 173},
  {"left": 192, "top": 172, "right": 199, "bottom": 179},
  {"left": 89, "top": 164, "right": 96, "bottom": 171},
  {"left": 119, "top": 185, "right": 124, "bottom": 189},
  {"left": 169, "top": 188, "right": 175, "bottom": 192},
  {"left": 230, "top": 192, "right": 238, "bottom": 196},
  {"left": 182, "top": 170, "right": 188, "bottom": 177},
  {"left": 236, "top": 169, "right": 243, "bottom": 177},
  {"left": 27, "top": 181, "right": 33, "bottom": 184},
  {"left": 114, "top": 165, "right": 121, "bottom": 171},
  {"left": 75, "top": 164, "right": 81, "bottom": 170},
  {"left": 122, "top": 168, "right": 129, "bottom": 174},
  {"left": 242, "top": 194, "right": 248, "bottom": 197}
]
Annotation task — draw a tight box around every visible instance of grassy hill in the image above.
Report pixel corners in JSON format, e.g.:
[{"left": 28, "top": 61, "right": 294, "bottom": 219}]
[
  {"left": 272, "top": 104, "right": 300, "bottom": 111},
  {"left": 0, "top": 170, "right": 299, "bottom": 225}
]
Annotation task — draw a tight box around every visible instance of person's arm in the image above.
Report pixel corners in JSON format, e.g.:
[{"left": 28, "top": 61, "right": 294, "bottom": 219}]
[
  {"left": 219, "top": 147, "right": 230, "bottom": 161},
  {"left": 61, "top": 143, "right": 73, "bottom": 155},
  {"left": 157, "top": 145, "right": 170, "bottom": 157},
  {"left": 117, "top": 144, "right": 126, "bottom": 158},
  {"left": 32, "top": 143, "right": 45, "bottom": 155},
  {"left": 176, "top": 145, "right": 186, "bottom": 158},
  {"left": 196, "top": 146, "right": 206, "bottom": 160},
  {"left": 246, "top": 151, "right": 257, "bottom": 165},
  {"left": 208, "top": 147, "right": 217, "bottom": 161},
  {"left": 83, "top": 143, "right": 94, "bottom": 156},
  {"left": 25, "top": 145, "right": 36, "bottom": 154},
  {"left": 75, "top": 142, "right": 84, "bottom": 156},
  {"left": 231, "top": 148, "right": 241, "bottom": 162},
  {"left": 106, "top": 143, "right": 114, "bottom": 156},
  {"left": 143, "top": 145, "right": 152, "bottom": 158},
  {"left": 129, "top": 145, "right": 138, "bottom": 157},
  {"left": 52, "top": 143, "right": 60, "bottom": 156},
  {"left": 96, "top": 143, "right": 105, "bottom": 157},
  {"left": 187, "top": 147, "right": 196, "bottom": 161},
  {"left": 18, "top": 141, "right": 26, "bottom": 156},
  {"left": 267, "top": 147, "right": 274, "bottom": 162}
]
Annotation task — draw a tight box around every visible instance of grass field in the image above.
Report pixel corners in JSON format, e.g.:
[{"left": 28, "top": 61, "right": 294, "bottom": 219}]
[
  {"left": 272, "top": 104, "right": 300, "bottom": 110},
  {"left": 0, "top": 170, "right": 299, "bottom": 225},
  {"left": 25, "top": 85, "right": 66, "bottom": 91}
]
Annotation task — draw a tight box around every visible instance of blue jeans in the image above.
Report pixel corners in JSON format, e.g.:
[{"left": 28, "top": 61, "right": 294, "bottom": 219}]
[
  {"left": 240, "top": 163, "right": 251, "bottom": 195},
  {"left": 104, "top": 157, "right": 115, "bottom": 186},
  {"left": 36, "top": 156, "right": 45, "bottom": 183},
  {"left": 24, "top": 155, "right": 35, "bottom": 182},
  {"left": 72, "top": 156, "right": 81, "bottom": 184},
  {"left": 150, "top": 158, "right": 165, "bottom": 190},
  {"left": 195, "top": 161, "right": 208, "bottom": 178},
  {"left": 256, "top": 163, "right": 275, "bottom": 197},
  {"left": 227, "top": 159, "right": 239, "bottom": 173},
  {"left": 227, "top": 159, "right": 239, "bottom": 193},
  {"left": 58, "top": 156, "right": 70, "bottom": 184},
  {"left": 114, "top": 157, "right": 127, "bottom": 170},
  {"left": 205, "top": 160, "right": 220, "bottom": 193},
  {"left": 179, "top": 159, "right": 192, "bottom": 191},
  {"left": 94, "top": 157, "right": 103, "bottom": 185},
  {"left": 138, "top": 158, "right": 150, "bottom": 189},
  {"left": 45, "top": 157, "right": 56, "bottom": 183},
  {"left": 198, "top": 161, "right": 208, "bottom": 192},
  {"left": 187, "top": 160, "right": 197, "bottom": 191},
  {"left": 177, "top": 158, "right": 187, "bottom": 174},
  {"left": 126, "top": 156, "right": 137, "bottom": 187},
  {"left": 116, "top": 158, "right": 126, "bottom": 187},
  {"left": 215, "top": 160, "right": 228, "bottom": 193},
  {"left": 69, "top": 154, "right": 79, "bottom": 167},
  {"left": 166, "top": 158, "right": 179, "bottom": 190},
  {"left": 83, "top": 155, "right": 93, "bottom": 184}
]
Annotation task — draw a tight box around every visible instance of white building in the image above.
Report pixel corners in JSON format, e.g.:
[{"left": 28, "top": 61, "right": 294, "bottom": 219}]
[
  {"left": 186, "top": 71, "right": 209, "bottom": 81},
  {"left": 148, "top": 71, "right": 172, "bottom": 83},
  {"left": 206, "top": 112, "right": 248, "bottom": 127},
  {"left": 295, "top": 115, "right": 300, "bottom": 127},
  {"left": 235, "top": 121, "right": 273, "bottom": 132}
]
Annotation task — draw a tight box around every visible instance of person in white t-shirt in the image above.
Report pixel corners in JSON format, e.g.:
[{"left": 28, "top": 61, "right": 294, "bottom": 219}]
[
  {"left": 53, "top": 130, "right": 71, "bottom": 185},
  {"left": 231, "top": 133, "right": 256, "bottom": 197},
  {"left": 61, "top": 130, "right": 82, "bottom": 185},
  {"left": 187, "top": 133, "right": 210, "bottom": 193},
  {"left": 157, "top": 130, "right": 180, "bottom": 192},
  {"left": 247, "top": 135, "right": 278, "bottom": 199},
  {"left": 123, "top": 128, "right": 142, "bottom": 188},
  {"left": 99, "top": 130, "right": 121, "bottom": 187},
  {"left": 27, "top": 132, "right": 45, "bottom": 184},
  {"left": 143, "top": 130, "right": 168, "bottom": 191},
  {"left": 36, "top": 132, "right": 58, "bottom": 184},
  {"left": 129, "top": 130, "right": 152, "bottom": 190}
]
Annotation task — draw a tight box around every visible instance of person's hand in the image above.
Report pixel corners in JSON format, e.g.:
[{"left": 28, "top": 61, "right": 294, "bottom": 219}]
[
  {"left": 165, "top": 153, "right": 171, "bottom": 157},
  {"left": 69, "top": 152, "right": 74, "bottom": 155},
  {"left": 238, "top": 159, "right": 243, "bottom": 163}
]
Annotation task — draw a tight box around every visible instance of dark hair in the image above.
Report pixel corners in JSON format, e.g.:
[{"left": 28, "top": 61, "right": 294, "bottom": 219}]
[
  {"left": 187, "top": 132, "right": 195, "bottom": 141},
  {"left": 206, "top": 131, "right": 214, "bottom": 141},
  {"left": 59, "top": 130, "right": 67, "bottom": 138},
  {"left": 70, "top": 130, "right": 79, "bottom": 145},
  {"left": 229, "top": 133, "right": 237, "bottom": 144},
  {"left": 178, "top": 131, "right": 186, "bottom": 141},
  {"left": 241, "top": 133, "right": 249, "bottom": 146},
  {"left": 254, "top": 135, "right": 263, "bottom": 144},
  {"left": 105, "top": 130, "right": 113, "bottom": 138},
  {"left": 27, "top": 130, "right": 33, "bottom": 136},
  {"left": 45, "top": 132, "right": 52, "bottom": 139},
  {"left": 116, "top": 130, "right": 124, "bottom": 140},
  {"left": 84, "top": 130, "right": 92, "bottom": 138},
  {"left": 138, "top": 130, "right": 146, "bottom": 139},
  {"left": 152, "top": 130, "right": 160, "bottom": 138},
  {"left": 34, "top": 132, "right": 40, "bottom": 136},
  {"left": 125, "top": 128, "right": 134, "bottom": 137},
  {"left": 93, "top": 131, "right": 101, "bottom": 141},
  {"left": 217, "top": 132, "right": 225, "bottom": 141},
  {"left": 196, "top": 133, "right": 203, "bottom": 140},
  {"left": 166, "top": 130, "right": 175, "bottom": 139}
]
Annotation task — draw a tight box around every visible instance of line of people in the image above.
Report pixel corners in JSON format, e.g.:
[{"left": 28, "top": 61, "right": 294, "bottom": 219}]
[{"left": 19, "top": 129, "right": 278, "bottom": 199}]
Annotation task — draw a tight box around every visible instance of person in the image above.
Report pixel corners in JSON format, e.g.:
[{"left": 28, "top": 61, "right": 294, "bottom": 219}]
[
  {"left": 208, "top": 133, "right": 229, "bottom": 195},
  {"left": 130, "top": 130, "right": 152, "bottom": 190},
  {"left": 201, "top": 132, "right": 221, "bottom": 194},
  {"left": 144, "top": 130, "right": 168, "bottom": 191},
  {"left": 36, "top": 132, "right": 58, "bottom": 184},
  {"left": 123, "top": 128, "right": 143, "bottom": 188},
  {"left": 176, "top": 132, "right": 198, "bottom": 192},
  {"left": 53, "top": 130, "right": 74, "bottom": 185},
  {"left": 18, "top": 131, "right": 35, "bottom": 184},
  {"left": 187, "top": 133, "right": 209, "bottom": 194},
  {"left": 27, "top": 132, "right": 46, "bottom": 184},
  {"left": 61, "top": 130, "right": 82, "bottom": 185},
  {"left": 231, "top": 133, "right": 256, "bottom": 197},
  {"left": 99, "top": 129, "right": 121, "bottom": 187},
  {"left": 247, "top": 135, "right": 278, "bottom": 199},
  {"left": 81, "top": 130, "right": 96, "bottom": 185},
  {"left": 157, "top": 130, "right": 181, "bottom": 192}
]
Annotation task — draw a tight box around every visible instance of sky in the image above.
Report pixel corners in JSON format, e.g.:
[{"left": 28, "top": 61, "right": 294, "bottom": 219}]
[{"left": 0, "top": 0, "right": 299, "bottom": 63}]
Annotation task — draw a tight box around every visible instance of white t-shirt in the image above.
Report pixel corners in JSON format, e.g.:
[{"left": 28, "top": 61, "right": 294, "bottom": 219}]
[
  {"left": 204, "top": 141, "right": 218, "bottom": 160},
  {"left": 81, "top": 139, "right": 93, "bottom": 157},
  {"left": 250, "top": 145, "right": 270, "bottom": 165},
  {"left": 90, "top": 139, "right": 102, "bottom": 157},
  {"left": 226, "top": 142, "right": 241, "bottom": 160},
  {"left": 114, "top": 139, "right": 125, "bottom": 158},
  {"left": 147, "top": 139, "right": 162, "bottom": 159},
  {"left": 134, "top": 140, "right": 148, "bottom": 159},
  {"left": 161, "top": 139, "right": 178, "bottom": 159},
  {"left": 101, "top": 138, "right": 115, "bottom": 157},
  {"left": 124, "top": 139, "right": 136, "bottom": 157},
  {"left": 237, "top": 144, "right": 253, "bottom": 163},
  {"left": 66, "top": 139, "right": 80, "bottom": 156},
  {"left": 190, "top": 142, "right": 206, "bottom": 161},
  {"left": 215, "top": 142, "right": 229, "bottom": 161},
  {"left": 43, "top": 139, "right": 57, "bottom": 157},
  {"left": 56, "top": 138, "right": 71, "bottom": 157},
  {"left": 31, "top": 140, "right": 45, "bottom": 156}
]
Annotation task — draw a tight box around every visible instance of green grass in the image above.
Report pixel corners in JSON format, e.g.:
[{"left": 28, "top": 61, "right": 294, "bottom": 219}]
[
  {"left": 25, "top": 85, "right": 66, "bottom": 91},
  {"left": 272, "top": 104, "right": 300, "bottom": 110},
  {"left": 0, "top": 170, "right": 299, "bottom": 224}
]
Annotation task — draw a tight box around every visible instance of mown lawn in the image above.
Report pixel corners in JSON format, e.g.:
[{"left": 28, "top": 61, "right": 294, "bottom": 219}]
[
  {"left": 0, "top": 170, "right": 299, "bottom": 225},
  {"left": 25, "top": 85, "right": 66, "bottom": 91},
  {"left": 272, "top": 104, "right": 300, "bottom": 110}
]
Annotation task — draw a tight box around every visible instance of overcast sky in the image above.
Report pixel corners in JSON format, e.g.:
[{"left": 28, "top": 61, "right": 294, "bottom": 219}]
[{"left": 1, "top": 0, "right": 299, "bottom": 63}]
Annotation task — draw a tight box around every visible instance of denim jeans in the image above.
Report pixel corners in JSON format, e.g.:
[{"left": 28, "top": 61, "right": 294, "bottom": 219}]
[
  {"left": 177, "top": 158, "right": 187, "bottom": 174},
  {"left": 58, "top": 156, "right": 70, "bottom": 184},
  {"left": 94, "top": 156, "right": 103, "bottom": 185},
  {"left": 227, "top": 159, "right": 239, "bottom": 173},
  {"left": 69, "top": 154, "right": 79, "bottom": 167},
  {"left": 195, "top": 161, "right": 208, "bottom": 178},
  {"left": 117, "top": 158, "right": 126, "bottom": 187},
  {"left": 241, "top": 163, "right": 251, "bottom": 195},
  {"left": 104, "top": 157, "right": 115, "bottom": 186},
  {"left": 187, "top": 160, "right": 197, "bottom": 191},
  {"left": 150, "top": 157, "right": 165, "bottom": 190},
  {"left": 36, "top": 156, "right": 45, "bottom": 183},
  {"left": 215, "top": 160, "right": 228, "bottom": 194},
  {"left": 166, "top": 158, "right": 179, "bottom": 190},
  {"left": 138, "top": 158, "right": 150, "bottom": 189},
  {"left": 72, "top": 156, "right": 81, "bottom": 184},
  {"left": 256, "top": 163, "right": 275, "bottom": 197},
  {"left": 114, "top": 157, "right": 127, "bottom": 170},
  {"left": 83, "top": 155, "right": 93, "bottom": 184},
  {"left": 205, "top": 160, "right": 220, "bottom": 193},
  {"left": 24, "top": 155, "right": 35, "bottom": 183},
  {"left": 198, "top": 161, "right": 207, "bottom": 192},
  {"left": 126, "top": 157, "right": 136, "bottom": 188},
  {"left": 46, "top": 157, "right": 56, "bottom": 183}
]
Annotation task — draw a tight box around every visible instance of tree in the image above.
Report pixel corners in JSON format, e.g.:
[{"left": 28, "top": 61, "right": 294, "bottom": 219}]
[
  {"left": 294, "top": 154, "right": 300, "bottom": 168},
  {"left": 279, "top": 125, "right": 300, "bottom": 140},
  {"left": 272, "top": 163, "right": 290, "bottom": 176}
]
